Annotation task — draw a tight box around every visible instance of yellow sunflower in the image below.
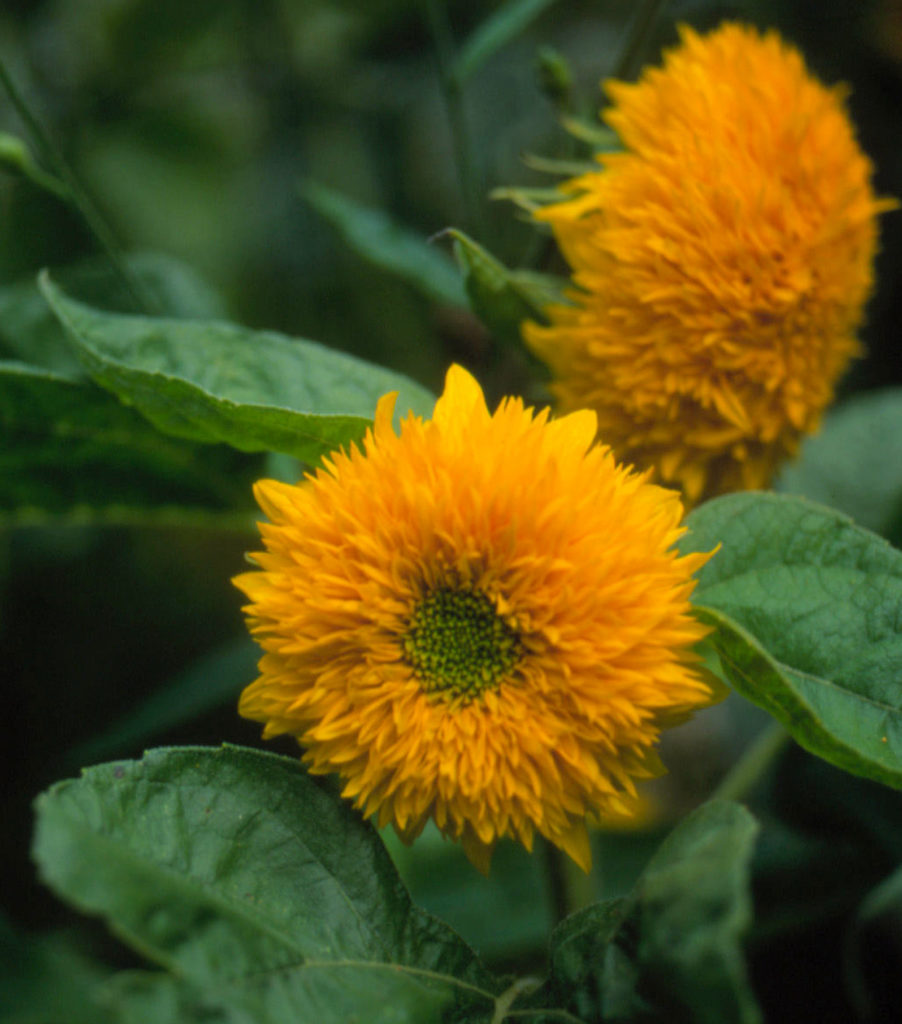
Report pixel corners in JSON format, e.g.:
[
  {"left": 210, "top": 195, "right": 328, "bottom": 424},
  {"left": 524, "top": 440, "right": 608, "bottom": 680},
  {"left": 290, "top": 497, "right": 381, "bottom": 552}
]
[
  {"left": 235, "top": 365, "right": 716, "bottom": 872},
  {"left": 523, "top": 22, "right": 894, "bottom": 504}
]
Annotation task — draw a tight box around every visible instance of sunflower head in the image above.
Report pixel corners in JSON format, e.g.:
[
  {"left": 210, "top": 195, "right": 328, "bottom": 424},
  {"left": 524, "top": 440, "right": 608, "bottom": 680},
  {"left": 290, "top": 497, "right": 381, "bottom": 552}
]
[
  {"left": 523, "top": 21, "right": 895, "bottom": 505},
  {"left": 235, "top": 366, "right": 717, "bottom": 872}
]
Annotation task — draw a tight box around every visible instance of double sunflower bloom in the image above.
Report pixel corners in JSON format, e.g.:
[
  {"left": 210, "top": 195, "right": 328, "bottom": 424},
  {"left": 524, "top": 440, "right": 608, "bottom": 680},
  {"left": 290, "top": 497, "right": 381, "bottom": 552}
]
[{"left": 236, "top": 366, "right": 714, "bottom": 871}]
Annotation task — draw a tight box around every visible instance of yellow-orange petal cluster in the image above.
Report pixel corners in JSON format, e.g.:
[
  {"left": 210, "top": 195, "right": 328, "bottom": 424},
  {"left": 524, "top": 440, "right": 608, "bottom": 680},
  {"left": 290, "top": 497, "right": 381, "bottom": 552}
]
[
  {"left": 235, "top": 365, "right": 716, "bottom": 872},
  {"left": 523, "top": 21, "right": 894, "bottom": 505}
]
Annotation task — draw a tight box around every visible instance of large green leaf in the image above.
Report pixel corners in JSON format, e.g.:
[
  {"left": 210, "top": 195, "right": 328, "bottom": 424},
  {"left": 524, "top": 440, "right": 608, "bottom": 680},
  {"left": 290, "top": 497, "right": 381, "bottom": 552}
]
[
  {"left": 0, "top": 360, "right": 256, "bottom": 519},
  {"left": 543, "top": 801, "right": 761, "bottom": 1024},
  {"left": 776, "top": 388, "right": 902, "bottom": 542},
  {"left": 681, "top": 492, "right": 902, "bottom": 789},
  {"left": 302, "top": 181, "right": 466, "bottom": 307},
  {"left": 39, "top": 274, "right": 436, "bottom": 464},
  {"left": 0, "top": 253, "right": 227, "bottom": 378},
  {"left": 32, "top": 746, "right": 500, "bottom": 1024}
]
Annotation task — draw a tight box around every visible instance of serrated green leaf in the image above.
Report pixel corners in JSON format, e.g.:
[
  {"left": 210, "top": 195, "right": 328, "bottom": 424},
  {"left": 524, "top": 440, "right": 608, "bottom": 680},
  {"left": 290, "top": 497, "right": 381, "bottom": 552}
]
[
  {"left": 681, "top": 492, "right": 902, "bottom": 789},
  {"left": 0, "top": 253, "right": 227, "bottom": 378},
  {"left": 32, "top": 746, "right": 499, "bottom": 1024},
  {"left": 302, "top": 181, "right": 465, "bottom": 307},
  {"left": 453, "top": 0, "right": 562, "bottom": 84},
  {"left": 544, "top": 802, "right": 761, "bottom": 1024},
  {"left": 39, "top": 273, "right": 436, "bottom": 464},
  {"left": 777, "top": 388, "right": 902, "bottom": 541},
  {"left": 0, "top": 360, "right": 257, "bottom": 517},
  {"left": 448, "top": 228, "right": 564, "bottom": 352}
]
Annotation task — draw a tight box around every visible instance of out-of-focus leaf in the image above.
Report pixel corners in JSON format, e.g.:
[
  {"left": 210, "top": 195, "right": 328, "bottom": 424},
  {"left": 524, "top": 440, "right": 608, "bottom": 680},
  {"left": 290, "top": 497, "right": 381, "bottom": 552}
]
[
  {"left": 681, "top": 493, "right": 902, "bottom": 789},
  {"left": 0, "top": 916, "right": 113, "bottom": 1024},
  {"left": 32, "top": 746, "right": 500, "bottom": 1024},
  {"left": 384, "top": 822, "right": 552, "bottom": 960},
  {"left": 39, "top": 274, "right": 436, "bottom": 464},
  {"left": 0, "top": 360, "right": 256, "bottom": 518},
  {"left": 0, "top": 131, "right": 67, "bottom": 198},
  {"left": 0, "top": 253, "right": 228, "bottom": 378},
  {"left": 490, "top": 185, "right": 568, "bottom": 214},
  {"left": 302, "top": 181, "right": 465, "bottom": 307},
  {"left": 542, "top": 801, "right": 761, "bottom": 1024},
  {"left": 64, "top": 637, "right": 259, "bottom": 767},
  {"left": 776, "top": 388, "right": 902, "bottom": 541},
  {"left": 560, "top": 117, "right": 620, "bottom": 149},
  {"left": 847, "top": 863, "right": 902, "bottom": 1021},
  {"left": 99, "top": 971, "right": 264, "bottom": 1024},
  {"left": 448, "top": 228, "right": 564, "bottom": 351},
  {"left": 453, "top": 0, "right": 562, "bottom": 84},
  {"left": 521, "top": 153, "right": 597, "bottom": 176}
]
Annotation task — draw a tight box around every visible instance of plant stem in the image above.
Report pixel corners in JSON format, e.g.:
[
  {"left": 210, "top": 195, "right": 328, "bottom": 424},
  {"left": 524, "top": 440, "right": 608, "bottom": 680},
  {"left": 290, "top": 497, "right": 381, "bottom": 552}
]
[
  {"left": 542, "top": 838, "right": 596, "bottom": 923},
  {"left": 712, "top": 721, "right": 792, "bottom": 803},
  {"left": 0, "top": 56, "right": 152, "bottom": 312},
  {"left": 613, "top": 0, "right": 671, "bottom": 82},
  {"left": 422, "top": 0, "right": 480, "bottom": 231}
]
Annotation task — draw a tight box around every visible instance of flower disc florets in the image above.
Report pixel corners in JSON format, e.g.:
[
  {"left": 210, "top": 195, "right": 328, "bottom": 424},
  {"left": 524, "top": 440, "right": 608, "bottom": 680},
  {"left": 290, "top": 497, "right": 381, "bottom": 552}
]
[
  {"left": 235, "top": 365, "right": 717, "bottom": 872},
  {"left": 523, "top": 22, "right": 894, "bottom": 504},
  {"left": 404, "top": 586, "right": 521, "bottom": 699}
]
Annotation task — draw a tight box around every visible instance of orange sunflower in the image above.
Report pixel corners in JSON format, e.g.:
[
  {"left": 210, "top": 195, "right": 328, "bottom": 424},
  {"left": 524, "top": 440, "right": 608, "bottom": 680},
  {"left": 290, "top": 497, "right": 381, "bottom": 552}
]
[
  {"left": 523, "top": 22, "right": 894, "bottom": 504},
  {"left": 235, "top": 365, "right": 716, "bottom": 872}
]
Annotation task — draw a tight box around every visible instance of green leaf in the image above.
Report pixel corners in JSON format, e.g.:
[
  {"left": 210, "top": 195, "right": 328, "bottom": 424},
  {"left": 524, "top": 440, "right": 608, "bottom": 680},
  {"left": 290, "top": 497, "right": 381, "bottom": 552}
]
[
  {"left": 39, "top": 273, "right": 436, "bottom": 464},
  {"left": 776, "top": 388, "right": 902, "bottom": 542},
  {"left": 0, "top": 130, "right": 68, "bottom": 198},
  {"left": 448, "top": 228, "right": 565, "bottom": 352},
  {"left": 98, "top": 967, "right": 448, "bottom": 1024},
  {"left": 681, "top": 492, "right": 902, "bottom": 789},
  {"left": 100, "top": 972, "right": 232, "bottom": 1024},
  {"left": 0, "top": 252, "right": 228, "bottom": 379},
  {"left": 560, "top": 117, "right": 620, "bottom": 150},
  {"left": 302, "top": 181, "right": 466, "bottom": 307},
  {"left": 545, "top": 801, "right": 761, "bottom": 1024},
  {"left": 0, "top": 360, "right": 256, "bottom": 518},
  {"left": 490, "top": 185, "right": 570, "bottom": 215},
  {"left": 0, "top": 916, "right": 113, "bottom": 1024},
  {"left": 453, "top": 0, "right": 562, "bottom": 84},
  {"left": 32, "top": 746, "right": 500, "bottom": 1024}
]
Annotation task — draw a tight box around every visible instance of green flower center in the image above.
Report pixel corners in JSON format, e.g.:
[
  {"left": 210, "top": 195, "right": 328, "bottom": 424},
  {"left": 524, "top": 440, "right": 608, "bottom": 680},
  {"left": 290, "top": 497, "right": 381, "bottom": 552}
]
[{"left": 403, "top": 586, "right": 521, "bottom": 700}]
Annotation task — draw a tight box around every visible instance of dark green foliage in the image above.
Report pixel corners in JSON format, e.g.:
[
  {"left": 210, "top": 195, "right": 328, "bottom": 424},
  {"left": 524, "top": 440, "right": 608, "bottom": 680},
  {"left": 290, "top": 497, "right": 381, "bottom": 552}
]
[
  {"left": 540, "top": 802, "right": 761, "bottom": 1024},
  {"left": 681, "top": 493, "right": 902, "bottom": 789},
  {"left": 40, "top": 275, "right": 436, "bottom": 465},
  {"left": 32, "top": 746, "right": 501, "bottom": 1023}
]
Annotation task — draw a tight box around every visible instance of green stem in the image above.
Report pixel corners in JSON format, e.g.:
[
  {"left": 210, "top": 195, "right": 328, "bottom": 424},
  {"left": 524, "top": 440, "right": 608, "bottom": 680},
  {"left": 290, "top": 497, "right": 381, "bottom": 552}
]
[
  {"left": 0, "top": 57, "right": 152, "bottom": 312},
  {"left": 422, "top": 0, "right": 480, "bottom": 230},
  {"left": 542, "top": 838, "right": 596, "bottom": 923},
  {"left": 612, "top": 0, "right": 670, "bottom": 82},
  {"left": 712, "top": 721, "right": 792, "bottom": 803},
  {"left": 491, "top": 977, "right": 543, "bottom": 1024}
]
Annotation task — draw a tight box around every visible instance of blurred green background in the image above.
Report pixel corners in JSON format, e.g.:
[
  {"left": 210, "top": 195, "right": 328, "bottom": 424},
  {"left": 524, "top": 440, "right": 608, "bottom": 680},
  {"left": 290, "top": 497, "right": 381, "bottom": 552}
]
[{"left": 3, "top": 2, "right": 902, "bottom": 1021}]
